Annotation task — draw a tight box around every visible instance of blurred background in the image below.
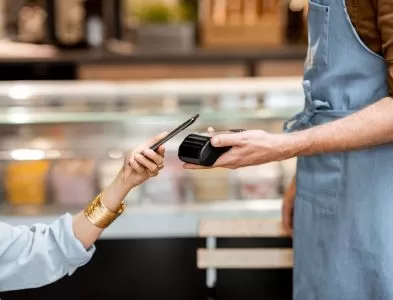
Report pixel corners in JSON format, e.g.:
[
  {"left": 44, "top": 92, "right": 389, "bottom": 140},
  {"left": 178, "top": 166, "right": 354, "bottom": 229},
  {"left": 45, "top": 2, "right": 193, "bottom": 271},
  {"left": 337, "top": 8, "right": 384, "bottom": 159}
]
[{"left": 0, "top": 0, "right": 308, "bottom": 299}]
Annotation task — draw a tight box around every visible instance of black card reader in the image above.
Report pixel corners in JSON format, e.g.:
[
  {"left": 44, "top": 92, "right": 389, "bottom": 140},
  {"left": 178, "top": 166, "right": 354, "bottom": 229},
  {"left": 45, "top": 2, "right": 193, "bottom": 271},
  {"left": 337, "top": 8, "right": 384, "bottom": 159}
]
[{"left": 178, "top": 129, "right": 245, "bottom": 166}]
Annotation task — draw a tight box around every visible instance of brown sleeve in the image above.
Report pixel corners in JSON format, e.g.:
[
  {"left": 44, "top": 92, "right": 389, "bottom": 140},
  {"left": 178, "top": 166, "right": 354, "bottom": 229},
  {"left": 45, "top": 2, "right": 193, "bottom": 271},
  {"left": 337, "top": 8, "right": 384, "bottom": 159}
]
[{"left": 378, "top": 0, "right": 393, "bottom": 96}]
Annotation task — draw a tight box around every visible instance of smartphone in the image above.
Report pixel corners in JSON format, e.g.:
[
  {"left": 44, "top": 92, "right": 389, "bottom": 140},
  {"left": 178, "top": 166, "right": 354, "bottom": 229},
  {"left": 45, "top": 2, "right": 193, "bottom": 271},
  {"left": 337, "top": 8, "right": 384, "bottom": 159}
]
[{"left": 149, "top": 114, "right": 200, "bottom": 151}]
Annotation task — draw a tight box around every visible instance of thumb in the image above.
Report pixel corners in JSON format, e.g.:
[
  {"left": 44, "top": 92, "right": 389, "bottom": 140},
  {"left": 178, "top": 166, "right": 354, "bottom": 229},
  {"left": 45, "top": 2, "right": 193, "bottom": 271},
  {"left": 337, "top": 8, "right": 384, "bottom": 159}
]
[{"left": 210, "top": 133, "right": 240, "bottom": 148}]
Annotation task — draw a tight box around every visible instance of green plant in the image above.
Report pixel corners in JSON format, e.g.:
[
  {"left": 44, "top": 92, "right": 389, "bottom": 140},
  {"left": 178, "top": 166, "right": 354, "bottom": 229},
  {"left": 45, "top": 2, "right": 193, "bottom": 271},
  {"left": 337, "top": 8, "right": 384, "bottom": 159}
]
[{"left": 133, "top": 1, "right": 194, "bottom": 24}]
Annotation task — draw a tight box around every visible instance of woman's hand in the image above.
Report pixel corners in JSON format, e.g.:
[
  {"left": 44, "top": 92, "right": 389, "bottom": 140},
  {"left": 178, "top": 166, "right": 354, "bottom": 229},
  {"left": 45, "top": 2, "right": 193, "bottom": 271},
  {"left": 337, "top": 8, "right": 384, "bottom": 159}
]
[
  {"left": 122, "top": 131, "right": 167, "bottom": 188},
  {"left": 73, "top": 132, "right": 168, "bottom": 249},
  {"left": 102, "top": 132, "right": 168, "bottom": 211}
]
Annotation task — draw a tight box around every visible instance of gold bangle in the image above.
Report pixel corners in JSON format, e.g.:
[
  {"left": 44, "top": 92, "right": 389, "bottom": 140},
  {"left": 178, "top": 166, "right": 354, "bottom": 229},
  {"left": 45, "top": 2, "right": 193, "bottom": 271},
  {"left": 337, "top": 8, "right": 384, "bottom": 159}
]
[{"left": 84, "top": 192, "right": 125, "bottom": 229}]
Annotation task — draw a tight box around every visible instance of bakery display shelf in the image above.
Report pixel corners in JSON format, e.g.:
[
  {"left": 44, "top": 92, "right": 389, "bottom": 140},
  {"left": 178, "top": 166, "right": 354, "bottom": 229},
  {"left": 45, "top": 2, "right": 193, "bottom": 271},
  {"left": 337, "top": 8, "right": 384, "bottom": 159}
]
[
  {"left": 0, "top": 199, "right": 282, "bottom": 238},
  {"left": 0, "top": 76, "right": 304, "bottom": 124},
  {"left": 0, "top": 77, "right": 303, "bottom": 97},
  {"left": 0, "top": 108, "right": 299, "bottom": 125}
]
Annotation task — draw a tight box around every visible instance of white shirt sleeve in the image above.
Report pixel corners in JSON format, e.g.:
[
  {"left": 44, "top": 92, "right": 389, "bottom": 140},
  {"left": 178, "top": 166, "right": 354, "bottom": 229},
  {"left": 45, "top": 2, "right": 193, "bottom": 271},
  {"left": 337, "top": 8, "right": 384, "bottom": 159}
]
[{"left": 0, "top": 213, "right": 95, "bottom": 292}]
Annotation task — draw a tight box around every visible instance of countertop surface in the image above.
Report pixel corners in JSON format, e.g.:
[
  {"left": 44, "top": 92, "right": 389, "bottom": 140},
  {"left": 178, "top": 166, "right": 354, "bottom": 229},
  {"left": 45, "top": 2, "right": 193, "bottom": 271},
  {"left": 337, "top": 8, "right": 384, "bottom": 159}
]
[{"left": 0, "top": 200, "right": 282, "bottom": 238}]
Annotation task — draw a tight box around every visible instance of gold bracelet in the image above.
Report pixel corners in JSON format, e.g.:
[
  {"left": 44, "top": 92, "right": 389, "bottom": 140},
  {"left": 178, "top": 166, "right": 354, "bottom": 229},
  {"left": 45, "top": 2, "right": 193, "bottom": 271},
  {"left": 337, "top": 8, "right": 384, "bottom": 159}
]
[{"left": 84, "top": 192, "right": 125, "bottom": 229}]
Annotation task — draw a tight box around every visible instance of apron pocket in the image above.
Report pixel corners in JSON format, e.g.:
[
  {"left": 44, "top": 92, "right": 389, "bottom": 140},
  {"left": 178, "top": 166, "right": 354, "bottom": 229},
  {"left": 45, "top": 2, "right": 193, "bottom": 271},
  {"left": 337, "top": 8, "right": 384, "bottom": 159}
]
[
  {"left": 296, "top": 152, "right": 343, "bottom": 211},
  {"left": 305, "top": 0, "right": 330, "bottom": 69},
  {"left": 310, "top": 0, "right": 329, "bottom": 6}
]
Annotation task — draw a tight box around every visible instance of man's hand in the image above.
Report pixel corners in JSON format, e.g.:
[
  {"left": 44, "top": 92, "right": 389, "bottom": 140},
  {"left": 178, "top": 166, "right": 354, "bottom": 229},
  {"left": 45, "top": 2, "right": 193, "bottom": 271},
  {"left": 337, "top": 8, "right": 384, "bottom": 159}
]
[
  {"left": 282, "top": 176, "right": 296, "bottom": 237},
  {"left": 183, "top": 130, "right": 298, "bottom": 170}
]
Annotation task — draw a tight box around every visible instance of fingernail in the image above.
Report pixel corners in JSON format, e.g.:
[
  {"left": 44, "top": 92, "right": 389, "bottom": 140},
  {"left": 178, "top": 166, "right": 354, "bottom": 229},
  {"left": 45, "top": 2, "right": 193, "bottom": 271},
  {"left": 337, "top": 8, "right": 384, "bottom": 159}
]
[{"left": 211, "top": 137, "right": 219, "bottom": 146}]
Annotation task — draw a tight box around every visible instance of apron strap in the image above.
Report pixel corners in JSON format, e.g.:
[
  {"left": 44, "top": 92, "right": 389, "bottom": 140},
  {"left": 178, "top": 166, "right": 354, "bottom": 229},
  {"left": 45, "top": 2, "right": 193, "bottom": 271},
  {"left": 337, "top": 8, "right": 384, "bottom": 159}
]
[{"left": 284, "top": 80, "right": 331, "bottom": 132}]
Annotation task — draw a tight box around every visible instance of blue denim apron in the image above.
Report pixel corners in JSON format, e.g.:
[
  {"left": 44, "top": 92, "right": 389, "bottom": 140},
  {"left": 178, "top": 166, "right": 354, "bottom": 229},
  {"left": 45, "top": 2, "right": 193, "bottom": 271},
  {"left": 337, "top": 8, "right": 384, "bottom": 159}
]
[{"left": 284, "top": 0, "right": 391, "bottom": 299}]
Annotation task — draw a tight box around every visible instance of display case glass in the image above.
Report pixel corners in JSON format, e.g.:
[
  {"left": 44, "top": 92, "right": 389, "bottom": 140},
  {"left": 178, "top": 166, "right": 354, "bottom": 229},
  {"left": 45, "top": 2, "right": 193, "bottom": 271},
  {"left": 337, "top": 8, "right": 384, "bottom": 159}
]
[{"left": 0, "top": 76, "right": 303, "bottom": 218}]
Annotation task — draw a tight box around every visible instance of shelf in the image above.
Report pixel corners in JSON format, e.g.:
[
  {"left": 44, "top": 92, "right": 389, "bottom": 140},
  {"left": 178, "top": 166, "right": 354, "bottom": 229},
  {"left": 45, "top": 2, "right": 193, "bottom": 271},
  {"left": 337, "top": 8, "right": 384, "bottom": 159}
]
[
  {"left": 0, "top": 47, "right": 307, "bottom": 64},
  {"left": 0, "top": 76, "right": 303, "bottom": 97},
  {"left": 0, "top": 108, "right": 299, "bottom": 125},
  {"left": 0, "top": 199, "right": 283, "bottom": 238},
  {"left": 0, "top": 77, "right": 304, "bottom": 125}
]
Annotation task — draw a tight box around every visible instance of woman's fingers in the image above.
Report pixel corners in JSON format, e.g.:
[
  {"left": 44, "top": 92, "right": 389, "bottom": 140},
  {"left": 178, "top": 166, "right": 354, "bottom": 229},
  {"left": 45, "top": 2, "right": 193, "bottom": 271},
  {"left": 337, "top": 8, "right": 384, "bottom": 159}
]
[
  {"left": 134, "top": 153, "right": 159, "bottom": 173},
  {"left": 143, "top": 149, "right": 164, "bottom": 166},
  {"left": 129, "top": 156, "right": 145, "bottom": 174},
  {"left": 156, "top": 145, "right": 166, "bottom": 157}
]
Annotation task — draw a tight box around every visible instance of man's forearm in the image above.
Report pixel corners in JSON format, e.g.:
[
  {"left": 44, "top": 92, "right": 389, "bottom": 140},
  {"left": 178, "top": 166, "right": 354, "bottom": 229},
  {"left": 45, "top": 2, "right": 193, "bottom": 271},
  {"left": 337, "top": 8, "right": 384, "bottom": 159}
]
[
  {"left": 183, "top": 98, "right": 393, "bottom": 170},
  {"left": 289, "top": 97, "right": 393, "bottom": 156}
]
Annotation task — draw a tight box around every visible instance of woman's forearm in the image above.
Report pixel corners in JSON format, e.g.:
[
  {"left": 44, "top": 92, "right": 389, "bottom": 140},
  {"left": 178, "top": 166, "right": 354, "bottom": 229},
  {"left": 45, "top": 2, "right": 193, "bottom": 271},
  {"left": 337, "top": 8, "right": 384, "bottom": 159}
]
[
  {"left": 72, "top": 171, "right": 132, "bottom": 249},
  {"left": 291, "top": 97, "right": 393, "bottom": 156}
]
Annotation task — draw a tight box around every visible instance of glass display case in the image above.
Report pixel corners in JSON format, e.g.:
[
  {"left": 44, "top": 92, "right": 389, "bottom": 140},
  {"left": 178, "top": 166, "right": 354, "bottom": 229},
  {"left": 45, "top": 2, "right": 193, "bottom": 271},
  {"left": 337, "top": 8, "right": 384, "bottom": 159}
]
[{"left": 0, "top": 76, "right": 303, "bottom": 233}]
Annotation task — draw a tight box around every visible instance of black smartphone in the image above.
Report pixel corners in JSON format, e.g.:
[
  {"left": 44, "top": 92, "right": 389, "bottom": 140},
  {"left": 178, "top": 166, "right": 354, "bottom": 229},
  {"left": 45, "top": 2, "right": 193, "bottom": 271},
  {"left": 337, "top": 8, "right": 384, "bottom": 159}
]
[{"left": 149, "top": 114, "right": 200, "bottom": 151}]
